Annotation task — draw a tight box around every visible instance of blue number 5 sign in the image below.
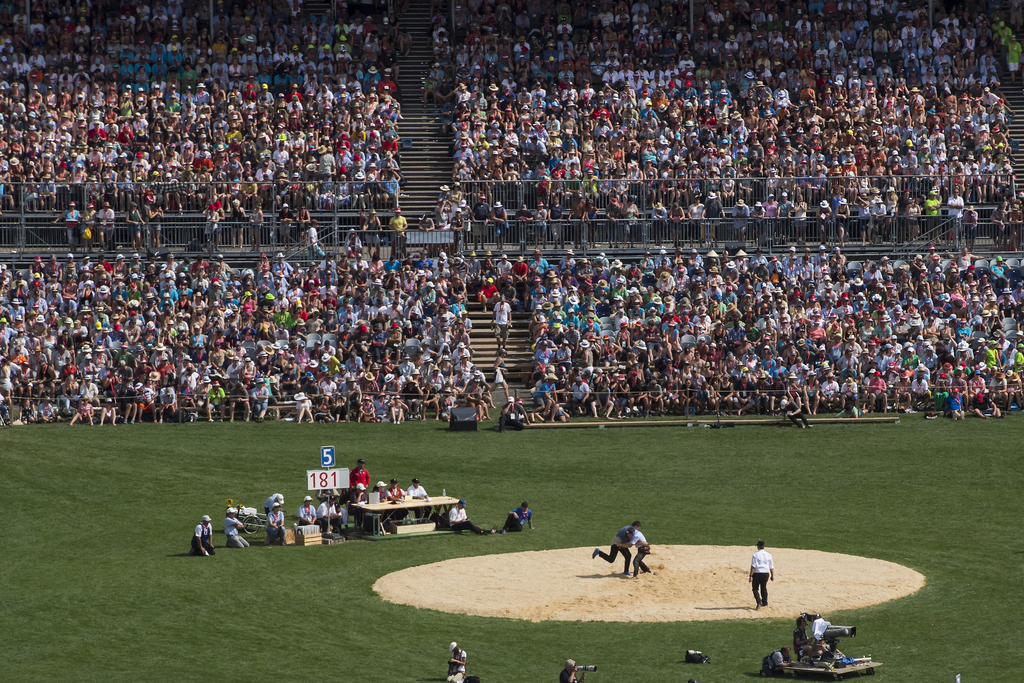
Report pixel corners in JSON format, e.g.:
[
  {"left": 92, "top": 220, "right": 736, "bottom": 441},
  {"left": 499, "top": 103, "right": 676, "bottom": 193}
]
[{"left": 321, "top": 446, "right": 336, "bottom": 468}]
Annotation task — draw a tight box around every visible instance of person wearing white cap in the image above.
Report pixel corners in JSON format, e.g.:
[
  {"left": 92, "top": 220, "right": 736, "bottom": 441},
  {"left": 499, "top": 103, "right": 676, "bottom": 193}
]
[
  {"left": 297, "top": 496, "right": 318, "bottom": 526},
  {"left": 224, "top": 508, "right": 249, "bottom": 548},
  {"left": 498, "top": 395, "right": 529, "bottom": 432},
  {"left": 190, "top": 515, "right": 215, "bottom": 556},
  {"left": 266, "top": 500, "right": 286, "bottom": 545},
  {"left": 348, "top": 483, "right": 368, "bottom": 526},
  {"left": 446, "top": 642, "right": 467, "bottom": 682},
  {"left": 263, "top": 493, "right": 284, "bottom": 516}
]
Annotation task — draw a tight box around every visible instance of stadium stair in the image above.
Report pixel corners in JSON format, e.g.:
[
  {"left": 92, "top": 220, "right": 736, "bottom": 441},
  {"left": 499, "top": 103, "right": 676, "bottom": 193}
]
[
  {"left": 394, "top": 4, "right": 452, "bottom": 220},
  {"left": 465, "top": 300, "right": 534, "bottom": 398},
  {"left": 1003, "top": 77, "right": 1024, "bottom": 179}
]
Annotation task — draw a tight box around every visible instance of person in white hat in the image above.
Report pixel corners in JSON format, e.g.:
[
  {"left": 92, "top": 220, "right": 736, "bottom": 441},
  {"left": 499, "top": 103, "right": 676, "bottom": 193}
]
[
  {"left": 266, "top": 500, "right": 286, "bottom": 545},
  {"left": 446, "top": 642, "right": 467, "bottom": 682},
  {"left": 224, "top": 508, "right": 249, "bottom": 548},
  {"left": 297, "top": 496, "right": 318, "bottom": 527},
  {"left": 348, "top": 483, "right": 369, "bottom": 526},
  {"left": 294, "top": 391, "right": 313, "bottom": 423},
  {"left": 263, "top": 493, "right": 284, "bottom": 515},
  {"left": 191, "top": 515, "right": 215, "bottom": 556}
]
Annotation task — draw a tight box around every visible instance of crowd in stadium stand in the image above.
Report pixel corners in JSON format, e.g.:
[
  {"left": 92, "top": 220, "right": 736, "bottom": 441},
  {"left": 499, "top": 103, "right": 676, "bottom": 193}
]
[
  {"left": 0, "top": 244, "right": 1022, "bottom": 426},
  {"left": 0, "top": 0, "right": 407, "bottom": 251},
  {"left": 0, "top": 0, "right": 1023, "bottom": 427},
  {"left": 0, "top": 249, "right": 491, "bottom": 425},
  {"left": 507, "top": 245, "right": 1022, "bottom": 422},
  {"left": 431, "top": 0, "right": 1022, "bottom": 249}
]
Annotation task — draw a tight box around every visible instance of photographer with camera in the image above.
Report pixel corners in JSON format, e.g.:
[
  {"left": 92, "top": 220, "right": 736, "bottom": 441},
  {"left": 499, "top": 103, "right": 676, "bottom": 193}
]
[
  {"left": 561, "top": 659, "right": 596, "bottom": 683},
  {"left": 447, "top": 642, "right": 467, "bottom": 682}
]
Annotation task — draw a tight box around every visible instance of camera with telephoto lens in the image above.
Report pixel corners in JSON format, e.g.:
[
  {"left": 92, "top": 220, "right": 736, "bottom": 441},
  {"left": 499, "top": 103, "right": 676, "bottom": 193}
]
[{"left": 577, "top": 665, "right": 597, "bottom": 672}]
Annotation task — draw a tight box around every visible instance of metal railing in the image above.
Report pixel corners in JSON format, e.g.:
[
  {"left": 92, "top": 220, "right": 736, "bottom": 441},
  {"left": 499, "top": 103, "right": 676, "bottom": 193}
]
[
  {"left": 1, "top": 180, "right": 401, "bottom": 254},
  {"left": 458, "top": 175, "right": 1016, "bottom": 215},
  {"left": 456, "top": 216, "right": 1009, "bottom": 255},
  {"left": 7, "top": 179, "right": 1018, "bottom": 256}
]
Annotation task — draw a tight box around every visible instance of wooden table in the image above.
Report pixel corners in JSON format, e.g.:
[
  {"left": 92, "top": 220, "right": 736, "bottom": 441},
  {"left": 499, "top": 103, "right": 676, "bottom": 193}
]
[
  {"left": 783, "top": 661, "right": 882, "bottom": 680},
  {"left": 356, "top": 496, "right": 462, "bottom": 536}
]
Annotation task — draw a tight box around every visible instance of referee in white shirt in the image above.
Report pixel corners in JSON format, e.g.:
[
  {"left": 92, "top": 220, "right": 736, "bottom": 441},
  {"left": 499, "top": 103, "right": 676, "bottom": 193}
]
[{"left": 749, "top": 540, "right": 774, "bottom": 609}]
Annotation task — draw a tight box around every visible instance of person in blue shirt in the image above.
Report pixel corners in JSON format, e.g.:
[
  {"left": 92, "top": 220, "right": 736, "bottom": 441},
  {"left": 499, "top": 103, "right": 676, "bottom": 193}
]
[
  {"left": 502, "top": 502, "right": 534, "bottom": 533},
  {"left": 946, "top": 388, "right": 964, "bottom": 420}
]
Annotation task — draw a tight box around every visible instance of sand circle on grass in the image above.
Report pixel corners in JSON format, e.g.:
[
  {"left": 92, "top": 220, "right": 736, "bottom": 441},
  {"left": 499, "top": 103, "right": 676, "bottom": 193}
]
[{"left": 374, "top": 545, "right": 925, "bottom": 622}]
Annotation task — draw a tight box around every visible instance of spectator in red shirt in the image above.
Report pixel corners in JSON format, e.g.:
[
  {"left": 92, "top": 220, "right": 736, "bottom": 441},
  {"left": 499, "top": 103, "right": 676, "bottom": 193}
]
[{"left": 479, "top": 278, "right": 499, "bottom": 306}]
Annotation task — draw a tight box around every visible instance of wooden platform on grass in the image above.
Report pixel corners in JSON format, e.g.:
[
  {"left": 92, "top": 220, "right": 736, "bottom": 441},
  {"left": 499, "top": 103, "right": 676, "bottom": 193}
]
[
  {"left": 362, "top": 529, "right": 455, "bottom": 541},
  {"left": 782, "top": 660, "right": 882, "bottom": 680},
  {"left": 523, "top": 417, "right": 900, "bottom": 429}
]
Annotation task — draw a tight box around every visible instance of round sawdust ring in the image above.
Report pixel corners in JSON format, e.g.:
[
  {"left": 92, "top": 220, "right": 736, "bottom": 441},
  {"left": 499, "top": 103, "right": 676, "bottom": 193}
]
[{"left": 374, "top": 545, "right": 924, "bottom": 622}]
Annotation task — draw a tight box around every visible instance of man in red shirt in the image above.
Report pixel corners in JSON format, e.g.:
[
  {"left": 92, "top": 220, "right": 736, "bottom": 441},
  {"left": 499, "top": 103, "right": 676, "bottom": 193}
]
[
  {"left": 349, "top": 458, "right": 369, "bottom": 490},
  {"left": 479, "top": 277, "right": 498, "bottom": 306}
]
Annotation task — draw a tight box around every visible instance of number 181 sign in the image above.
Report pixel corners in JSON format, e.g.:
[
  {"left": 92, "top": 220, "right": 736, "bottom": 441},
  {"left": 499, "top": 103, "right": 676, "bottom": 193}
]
[{"left": 306, "top": 468, "right": 349, "bottom": 491}]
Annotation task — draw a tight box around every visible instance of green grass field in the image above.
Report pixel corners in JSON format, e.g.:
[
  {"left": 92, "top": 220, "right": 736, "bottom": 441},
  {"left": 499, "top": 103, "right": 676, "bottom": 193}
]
[{"left": 1, "top": 418, "right": 1021, "bottom": 682}]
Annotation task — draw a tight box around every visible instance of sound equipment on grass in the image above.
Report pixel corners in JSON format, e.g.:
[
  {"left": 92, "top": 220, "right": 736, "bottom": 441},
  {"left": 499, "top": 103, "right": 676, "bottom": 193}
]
[{"left": 449, "top": 407, "right": 479, "bottom": 431}]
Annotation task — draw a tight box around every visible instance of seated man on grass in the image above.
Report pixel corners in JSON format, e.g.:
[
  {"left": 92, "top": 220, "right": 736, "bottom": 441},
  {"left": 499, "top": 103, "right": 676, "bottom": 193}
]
[
  {"left": 502, "top": 502, "right": 534, "bottom": 532},
  {"left": 448, "top": 499, "right": 496, "bottom": 535}
]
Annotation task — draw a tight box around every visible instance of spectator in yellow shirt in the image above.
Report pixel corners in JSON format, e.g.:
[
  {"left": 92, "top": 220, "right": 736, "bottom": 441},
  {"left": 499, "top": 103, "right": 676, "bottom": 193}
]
[{"left": 205, "top": 380, "right": 227, "bottom": 422}]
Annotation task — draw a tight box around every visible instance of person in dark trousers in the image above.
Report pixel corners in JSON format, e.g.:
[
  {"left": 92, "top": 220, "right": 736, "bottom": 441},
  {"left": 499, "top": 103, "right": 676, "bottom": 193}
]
[
  {"left": 503, "top": 502, "right": 534, "bottom": 532},
  {"left": 498, "top": 396, "right": 528, "bottom": 432},
  {"left": 190, "top": 515, "right": 215, "bottom": 556},
  {"left": 448, "top": 499, "right": 496, "bottom": 534},
  {"left": 749, "top": 540, "right": 774, "bottom": 608},
  {"left": 630, "top": 527, "right": 655, "bottom": 577},
  {"left": 785, "top": 378, "right": 811, "bottom": 428},
  {"left": 592, "top": 521, "right": 641, "bottom": 576}
]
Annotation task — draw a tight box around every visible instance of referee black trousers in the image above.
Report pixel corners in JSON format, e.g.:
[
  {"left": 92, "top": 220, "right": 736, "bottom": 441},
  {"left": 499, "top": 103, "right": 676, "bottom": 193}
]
[{"left": 752, "top": 572, "right": 769, "bottom": 605}]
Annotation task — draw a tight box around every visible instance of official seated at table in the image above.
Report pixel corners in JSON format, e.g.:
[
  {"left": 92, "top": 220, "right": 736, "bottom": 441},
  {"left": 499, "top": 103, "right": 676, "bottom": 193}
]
[
  {"left": 373, "top": 481, "right": 390, "bottom": 501},
  {"left": 349, "top": 483, "right": 368, "bottom": 525},
  {"left": 386, "top": 478, "right": 405, "bottom": 501},
  {"left": 384, "top": 478, "right": 409, "bottom": 521},
  {"left": 406, "top": 477, "right": 428, "bottom": 499}
]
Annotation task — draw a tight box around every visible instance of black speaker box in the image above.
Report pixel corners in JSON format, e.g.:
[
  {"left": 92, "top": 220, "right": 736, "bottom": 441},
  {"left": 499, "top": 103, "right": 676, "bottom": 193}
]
[{"left": 449, "top": 407, "right": 479, "bottom": 431}]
